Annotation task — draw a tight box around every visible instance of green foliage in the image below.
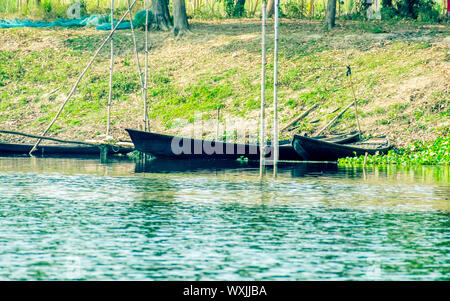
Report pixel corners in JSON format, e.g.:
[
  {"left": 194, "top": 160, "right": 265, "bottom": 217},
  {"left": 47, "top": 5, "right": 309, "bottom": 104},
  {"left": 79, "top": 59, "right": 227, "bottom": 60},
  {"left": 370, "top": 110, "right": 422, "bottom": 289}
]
[
  {"left": 42, "top": 0, "right": 53, "bottom": 13},
  {"left": 223, "top": 0, "right": 234, "bottom": 17},
  {"left": 0, "top": 0, "right": 445, "bottom": 23},
  {"left": 380, "top": 0, "right": 442, "bottom": 22},
  {"left": 126, "top": 150, "right": 142, "bottom": 159},
  {"left": 221, "top": 0, "right": 246, "bottom": 18},
  {"left": 339, "top": 136, "right": 450, "bottom": 166},
  {"left": 416, "top": 2, "right": 440, "bottom": 22},
  {"left": 282, "top": 0, "right": 307, "bottom": 19},
  {"left": 237, "top": 155, "right": 249, "bottom": 162}
]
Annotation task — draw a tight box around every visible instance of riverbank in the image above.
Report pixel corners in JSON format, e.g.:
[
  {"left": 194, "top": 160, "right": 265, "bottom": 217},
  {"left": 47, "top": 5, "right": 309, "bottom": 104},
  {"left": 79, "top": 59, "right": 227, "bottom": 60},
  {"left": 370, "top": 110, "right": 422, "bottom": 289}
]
[{"left": 0, "top": 19, "right": 448, "bottom": 147}]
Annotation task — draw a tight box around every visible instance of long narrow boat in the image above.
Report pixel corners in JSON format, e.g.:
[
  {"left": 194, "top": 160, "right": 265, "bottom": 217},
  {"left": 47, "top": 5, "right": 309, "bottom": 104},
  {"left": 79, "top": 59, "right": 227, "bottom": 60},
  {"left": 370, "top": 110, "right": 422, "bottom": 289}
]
[
  {"left": 292, "top": 134, "right": 392, "bottom": 161},
  {"left": 0, "top": 142, "right": 133, "bottom": 156},
  {"left": 125, "top": 129, "right": 360, "bottom": 161}
]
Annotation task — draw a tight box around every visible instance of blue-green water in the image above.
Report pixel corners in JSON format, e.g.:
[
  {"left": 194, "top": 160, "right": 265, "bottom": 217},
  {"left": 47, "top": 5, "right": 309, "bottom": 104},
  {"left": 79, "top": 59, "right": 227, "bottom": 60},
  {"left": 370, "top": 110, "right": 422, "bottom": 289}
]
[{"left": 0, "top": 157, "right": 448, "bottom": 280}]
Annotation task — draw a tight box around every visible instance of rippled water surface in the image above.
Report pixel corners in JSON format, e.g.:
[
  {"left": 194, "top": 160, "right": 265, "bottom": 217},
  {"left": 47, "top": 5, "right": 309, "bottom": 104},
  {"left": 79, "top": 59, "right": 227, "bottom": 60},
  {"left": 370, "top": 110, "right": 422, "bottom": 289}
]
[{"left": 0, "top": 157, "right": 448, "bottom": 280}]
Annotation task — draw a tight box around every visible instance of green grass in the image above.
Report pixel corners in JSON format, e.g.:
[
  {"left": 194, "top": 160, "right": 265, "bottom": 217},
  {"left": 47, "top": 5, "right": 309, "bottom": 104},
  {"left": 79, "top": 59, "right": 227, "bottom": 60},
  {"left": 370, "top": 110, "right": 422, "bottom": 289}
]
[{"left": 0, "top": 19, "right": 448, "bottom": 144}]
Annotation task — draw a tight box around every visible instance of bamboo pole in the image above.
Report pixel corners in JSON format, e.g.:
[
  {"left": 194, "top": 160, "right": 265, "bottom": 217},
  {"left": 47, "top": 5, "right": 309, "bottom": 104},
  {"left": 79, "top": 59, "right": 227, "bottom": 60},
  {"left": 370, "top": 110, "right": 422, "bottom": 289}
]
[
  {"left": 346, "top": 65, "right": 362, "bottom": 136},
  {"left": 144, "top": 0, "right": 150, "bottom": 131},
  {"left": 260, "top": 1, "right": 267, "bottom": 170},
  {"left": 125, "top": 0, "right": 148, "bottom": 130},
  {"left": 216, "top": 107, "right": 220, "bottom": 141},
  {"left": 106, "top": 0, "right": 114, "bottom": 136},
  {"left": 29, "top": 0, "right": 138, "bottom": 155},
  {"left": 0, "top": 130, "right": 98, "bottom": 146},
  {"left": 280, "top": 103, "right": 318, "bottom": 133},
  {"left": 273, "top": 0, "right": 280, "bottom": 169},
  {"left": 315, "top": 101, "right": 353, "bottom": 136}
]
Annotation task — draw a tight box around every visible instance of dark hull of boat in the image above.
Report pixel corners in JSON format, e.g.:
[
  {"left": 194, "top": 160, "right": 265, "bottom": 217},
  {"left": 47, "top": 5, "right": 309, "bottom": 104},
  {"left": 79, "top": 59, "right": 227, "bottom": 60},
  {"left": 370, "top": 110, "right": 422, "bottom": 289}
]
[
  {"left": 126, "top": 129, "right": 261, "bottom": 160},
  {"left": 126, "top": 129, "right": 360, "bottom": 161},
  {"left": 292, "top": 134, "right": 391, "bottom": 162},
  {"left": 0, "top": 142, "right": 133, "bottom": 156}
]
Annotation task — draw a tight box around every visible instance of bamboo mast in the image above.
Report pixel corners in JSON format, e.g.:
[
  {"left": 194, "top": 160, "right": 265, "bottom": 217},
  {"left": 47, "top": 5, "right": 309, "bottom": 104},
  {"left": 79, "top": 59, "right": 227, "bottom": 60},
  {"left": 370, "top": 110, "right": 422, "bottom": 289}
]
[
  {"left": 126, "top": 0, "right": 148, "bottom": 132},
  {"left": 216, "top": 107, "right": 220, "bottom": 141},
  {"left": 106, "top": 0, "right": 114, "bottom": 136},
  {"left": 144, "top": 0, "right": 150, "bottom": 131},
  {"left": 260, "top": 1, "right": 267, "bottom": 171},
  {"left": 315, "top": 102, "right": 354, "bottom": 136},
  {"left": 280, "top": 104, "right": 318, "bottom": 133},
  {"left": 273, "top": 0, "right": 280, "bottom": 168},
  {"left": 29, "top": 0, "right": 138, "bottom": 155},
  {"left": 346, "top": 65, "right": 362, "bottom": 136},
  {"left": 0, "top": 130, "right": 98, "bottom": 146}
]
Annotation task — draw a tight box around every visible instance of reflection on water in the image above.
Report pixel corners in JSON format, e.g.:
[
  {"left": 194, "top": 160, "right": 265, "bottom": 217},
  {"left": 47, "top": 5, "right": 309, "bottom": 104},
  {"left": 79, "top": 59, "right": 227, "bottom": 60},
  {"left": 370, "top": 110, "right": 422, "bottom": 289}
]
[{"left": 0, "top": 157, "right": 448, "bottom": 280}]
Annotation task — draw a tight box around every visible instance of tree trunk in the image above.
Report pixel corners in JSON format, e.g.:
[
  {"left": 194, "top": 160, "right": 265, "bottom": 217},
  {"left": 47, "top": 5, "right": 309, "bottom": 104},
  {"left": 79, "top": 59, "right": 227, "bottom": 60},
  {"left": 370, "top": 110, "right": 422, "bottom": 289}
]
[
  {"left": 233, "top": 0, "right": 246, "bottom": 17},
  {"left": 173, "top": 0, "right": 189, "bottom": 36},
  {"left": 152, "top": 0, "right": 171, "bottom": 30},
  {"left": 309, "top": 0, "right": 315, "bottom": 17},
  {"left": 266, "top": 0, "right": 274, "bottom": 16},
  {"left": 325, "top": 0, "right": 336, "bottom": 29}
]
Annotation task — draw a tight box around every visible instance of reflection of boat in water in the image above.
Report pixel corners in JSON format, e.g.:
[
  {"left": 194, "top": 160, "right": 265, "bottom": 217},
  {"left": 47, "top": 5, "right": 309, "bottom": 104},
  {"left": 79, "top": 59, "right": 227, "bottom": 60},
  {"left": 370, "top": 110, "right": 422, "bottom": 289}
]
[
  {"left": 126, "top": 128, "right": 360, "bottom": 161},
  {"left": 289, "top": 163, "right": 338, "bottom": 178},
  {"left": 134, "top": 157, "right": 338, "bottom": 177},
  {"left": 134, "top": 158, "right": 253, "bottom": 174}
]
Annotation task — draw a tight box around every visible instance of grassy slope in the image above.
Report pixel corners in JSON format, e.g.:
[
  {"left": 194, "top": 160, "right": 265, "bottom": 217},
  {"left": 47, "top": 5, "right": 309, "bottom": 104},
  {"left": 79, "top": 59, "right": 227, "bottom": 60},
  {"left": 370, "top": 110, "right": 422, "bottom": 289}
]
[{"left": 0, "top": 19, "right": 449, "bottom": 146}]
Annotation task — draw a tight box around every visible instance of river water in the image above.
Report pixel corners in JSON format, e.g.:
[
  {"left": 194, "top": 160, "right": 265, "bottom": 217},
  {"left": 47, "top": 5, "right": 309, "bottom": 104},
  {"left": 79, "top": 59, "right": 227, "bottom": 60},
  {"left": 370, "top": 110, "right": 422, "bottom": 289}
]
[{"left": 0, "top": 156, "right": 448, "bottom": 280}]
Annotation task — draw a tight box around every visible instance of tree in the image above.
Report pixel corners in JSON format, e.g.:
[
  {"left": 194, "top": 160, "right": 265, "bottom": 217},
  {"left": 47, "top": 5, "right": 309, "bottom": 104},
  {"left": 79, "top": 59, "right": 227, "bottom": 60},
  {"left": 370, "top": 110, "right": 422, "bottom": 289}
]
[
  {"left": 325, "top": 0, "right": 337, "bottom": 29},
  {"left": 266, "top": 0, "right": 274, "bottom": 16},
  {"left": 233, "top": 0, "right": 246, "bottom": 17},
  {"left": 381, "top": 0, "right": 440, "bottom": 20},
  {"left": 309, "top": 0, "right": 315, "bottom": 17},
  {"left": 173, "top": 0, "right": 189, "bottom": 36},
  {"left": 398, "top": 0, "right": 418, "bottom": 18},
  {"left": 152, "top": 0, "right": 171, "bottom": 30},
  {"left": 225, "top": 0, "right": 248, "bottom": 17}
]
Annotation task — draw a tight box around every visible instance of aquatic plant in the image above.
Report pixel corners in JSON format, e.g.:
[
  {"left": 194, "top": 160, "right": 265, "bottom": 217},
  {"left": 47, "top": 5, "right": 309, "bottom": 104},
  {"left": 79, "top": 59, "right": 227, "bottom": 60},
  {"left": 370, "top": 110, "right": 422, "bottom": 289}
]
[{"left": 339, "top": 136, "right": 450, "bottom": 166}]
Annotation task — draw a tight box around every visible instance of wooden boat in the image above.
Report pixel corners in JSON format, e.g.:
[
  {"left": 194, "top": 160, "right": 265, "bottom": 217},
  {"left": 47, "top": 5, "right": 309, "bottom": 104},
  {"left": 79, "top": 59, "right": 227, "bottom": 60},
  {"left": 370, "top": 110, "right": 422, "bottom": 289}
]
[
  {"left": 292, "top": 134, "right": 392, "bottom": 161},
  {"left": 0, "top": 142, "right": 133, "bottom": 156},
  {"left": 125, "top": 129, "right": 360, "bottom": 161}
]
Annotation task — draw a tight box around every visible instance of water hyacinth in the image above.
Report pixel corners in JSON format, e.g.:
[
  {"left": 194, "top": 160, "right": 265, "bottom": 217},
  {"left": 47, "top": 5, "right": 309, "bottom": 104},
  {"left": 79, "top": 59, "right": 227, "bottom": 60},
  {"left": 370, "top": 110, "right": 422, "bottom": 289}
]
[{"left": 339, "top": 136, "right": 450, "bottom": 166}]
